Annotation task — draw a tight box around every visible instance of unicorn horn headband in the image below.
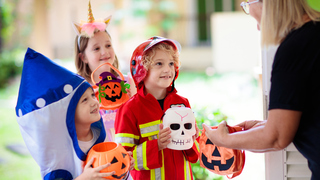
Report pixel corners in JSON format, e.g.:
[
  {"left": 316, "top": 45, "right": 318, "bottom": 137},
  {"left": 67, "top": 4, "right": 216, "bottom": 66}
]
[{"left": 73, "top": 1, "right": 112, "bottom": 47}]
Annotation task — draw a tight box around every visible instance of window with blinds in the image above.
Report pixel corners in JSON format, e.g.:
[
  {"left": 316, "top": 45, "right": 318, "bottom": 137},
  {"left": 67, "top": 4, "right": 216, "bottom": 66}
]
[{"left": 285, "top": 144, "right": 311, "bottom": 180}]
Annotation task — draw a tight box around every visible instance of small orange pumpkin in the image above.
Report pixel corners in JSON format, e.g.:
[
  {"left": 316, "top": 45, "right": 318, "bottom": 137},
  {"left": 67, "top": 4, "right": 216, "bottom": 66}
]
[
  {"left": 199, "top": 125, "right": 245, "bottom": 179},
  {"left": 86, "top": 142, "right": 130, "bottom": 179},
  {"left": 91, "top": 63, "right": 130, "bottom": 110}
]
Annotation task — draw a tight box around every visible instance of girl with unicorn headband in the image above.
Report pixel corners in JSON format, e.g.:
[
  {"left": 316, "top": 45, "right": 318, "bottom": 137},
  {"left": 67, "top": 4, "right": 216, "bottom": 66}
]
[{"left": 73, "top": 1, "right": 136, "bottom": 142}]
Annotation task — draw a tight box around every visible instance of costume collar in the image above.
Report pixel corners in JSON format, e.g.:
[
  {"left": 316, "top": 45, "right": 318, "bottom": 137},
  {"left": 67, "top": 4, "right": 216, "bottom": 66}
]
[{"left": 137, "top": 86, "right": 177, "bottom": 99}]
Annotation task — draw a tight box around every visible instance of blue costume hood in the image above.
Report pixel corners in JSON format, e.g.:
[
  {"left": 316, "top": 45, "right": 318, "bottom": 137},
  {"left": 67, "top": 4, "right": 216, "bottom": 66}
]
[{"left": 15, "top": 48, "right": 106, "bottom": 180}]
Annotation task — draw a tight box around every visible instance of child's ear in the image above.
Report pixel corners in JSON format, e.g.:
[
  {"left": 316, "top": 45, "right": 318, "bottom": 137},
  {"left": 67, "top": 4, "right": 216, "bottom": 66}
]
[{"left": 79, "top": 53, "right": 88, "bottom": 63}]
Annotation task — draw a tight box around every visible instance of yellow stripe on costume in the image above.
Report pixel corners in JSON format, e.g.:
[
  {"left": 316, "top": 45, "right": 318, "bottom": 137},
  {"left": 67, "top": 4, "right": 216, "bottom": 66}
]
[
  {"left": 142, "top": 131, "right": 159, "bottom": 138},
  {"left": 120, "top": 142, "right": 135, "bottom": 147},
  {"left": 184, "top": 156, "right": 187, "bottom": 180},
  {"left": 139, "top": 120, "right": 161, "bottom": 137},
  {"left": 139, "top": 120, "right": 161, "bottom": 128},
  {"left": 194, "top": 140, "right": 200, "bottom": 152},
  {"left": 184, "top": 156, "right": 192, "bottom": 180},
  {"left": 142, "top": 142, "right": 149, "bottom": 170},
  {"left": 133, "top": 146, "right": 139, "bottom": 170},
  {"left": 187, "top": 159, "right": 191, "bottom": 180},
  {"left": 115, "top": 133, "right": 140, "bottom": 147},
  {"left": 134, "top": 144, "right": 150, "bottom": 170},
  {"left": 115, "top": 133, "right": 140, "bottom": 139},
  {"left": 161, "top": 150, "right": 165, "bottom": 180},
  {"left": 150, "top": 169, "right": 155, "bottom": 180}
]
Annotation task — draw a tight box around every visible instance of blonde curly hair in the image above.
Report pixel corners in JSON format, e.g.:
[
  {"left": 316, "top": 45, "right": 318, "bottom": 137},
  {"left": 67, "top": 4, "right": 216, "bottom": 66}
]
[{"left": 142, "top": 42, "right": 180, "bottom": 72}]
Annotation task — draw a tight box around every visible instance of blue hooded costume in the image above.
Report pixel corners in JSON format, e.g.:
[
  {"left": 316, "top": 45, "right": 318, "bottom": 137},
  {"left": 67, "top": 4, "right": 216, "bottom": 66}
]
[{"left": 15, "top": 48, "right": 106, "bottom": 180}]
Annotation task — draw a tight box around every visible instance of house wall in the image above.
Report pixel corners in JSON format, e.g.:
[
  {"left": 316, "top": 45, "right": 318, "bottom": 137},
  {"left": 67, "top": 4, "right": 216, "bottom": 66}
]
[
  {"left": 47, "top": 0, "right": 120, "bottom": 60},
  {"left": 210, "top": 12, "right": 261, "bottom": 73},
  {"left": 26, "top": 0, "right": 248, "bottom": 72}
]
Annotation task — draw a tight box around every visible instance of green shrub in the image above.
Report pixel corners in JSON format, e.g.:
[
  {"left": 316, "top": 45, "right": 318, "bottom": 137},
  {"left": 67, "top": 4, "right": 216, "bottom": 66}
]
[
  {"left": 0, "top": 50, "right": 23, "bottom": 89},
  {"left": 192, "top": 106, "right": 229, "bottom": 180}
]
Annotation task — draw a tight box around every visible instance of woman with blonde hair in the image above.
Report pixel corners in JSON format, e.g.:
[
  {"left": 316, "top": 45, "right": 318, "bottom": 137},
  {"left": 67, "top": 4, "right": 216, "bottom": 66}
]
[{"left": 203, "top": 0, "right": 320, "bottom": 179}]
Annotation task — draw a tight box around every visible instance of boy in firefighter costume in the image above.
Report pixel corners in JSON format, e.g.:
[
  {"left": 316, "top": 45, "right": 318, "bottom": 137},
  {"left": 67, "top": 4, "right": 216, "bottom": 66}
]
[
  {"left": 15, "top": 48, "right": 107, "bottom": 179},
  {"left": 115, "top": 36, "right": 200, "bottom": 180}
]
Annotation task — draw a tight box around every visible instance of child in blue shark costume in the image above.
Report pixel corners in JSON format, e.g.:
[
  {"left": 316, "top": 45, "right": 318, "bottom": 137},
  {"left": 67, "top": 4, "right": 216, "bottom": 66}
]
[{"left": 15, "top": 48, "right": 133, "bottom": 180}]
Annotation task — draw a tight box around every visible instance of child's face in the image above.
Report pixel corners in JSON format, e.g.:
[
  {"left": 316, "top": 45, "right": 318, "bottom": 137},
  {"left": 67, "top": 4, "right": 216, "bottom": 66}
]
[
  {"left": 144, "top": 49, "right": 175, "bottom": 91},
  {"left": 82, "top": 31, "right": 115, "bottom": 74},
  {"left": 75, "top": 87, "right": 100, "bottom": 125}
]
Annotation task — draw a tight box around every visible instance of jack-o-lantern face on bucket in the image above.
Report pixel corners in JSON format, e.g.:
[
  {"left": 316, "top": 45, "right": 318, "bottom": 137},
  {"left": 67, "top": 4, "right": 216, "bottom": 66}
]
[
  {"left": 91, "top": 63, "right": 130, "bottom": 110},
  {"left": 199, "top": 125, "right": 245, "bottom": 178},
  {"left": 86, "top": 142, "right": 130, "bottom": 179},
  {"left": 102, "top": 81, "right": 123, "bottom": 102},
  {"left": 201, "top": 138, "right": 234, "bottom": 171}
]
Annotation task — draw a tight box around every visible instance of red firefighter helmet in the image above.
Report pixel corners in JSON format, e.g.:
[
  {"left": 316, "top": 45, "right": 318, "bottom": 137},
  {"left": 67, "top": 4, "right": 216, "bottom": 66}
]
[{"left": 130, "top": 36, "right": 181, "bottom": 89}]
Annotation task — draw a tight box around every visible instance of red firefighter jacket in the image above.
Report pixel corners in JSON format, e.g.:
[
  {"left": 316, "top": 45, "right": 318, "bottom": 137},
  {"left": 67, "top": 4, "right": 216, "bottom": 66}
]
[{"left": 115, "top": 87, "right": 200, "bottom": 180}]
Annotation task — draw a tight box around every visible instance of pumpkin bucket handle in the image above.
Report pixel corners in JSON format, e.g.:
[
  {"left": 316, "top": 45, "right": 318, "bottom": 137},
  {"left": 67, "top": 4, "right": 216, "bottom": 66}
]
[{"left": 91, "top": 62, "right": 125, "bottom": 85}]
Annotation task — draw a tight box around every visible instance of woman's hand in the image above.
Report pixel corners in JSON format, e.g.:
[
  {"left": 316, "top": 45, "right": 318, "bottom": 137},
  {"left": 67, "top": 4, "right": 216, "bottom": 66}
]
[
  {"left": 75, "top": 157, "right": 115, "bottom": 180},
  {"left": 236, "top": 120, "right": 267, "bottom": 130},
  {"left": 202, "top": 121, "right": 229, "bottom": 146},
  {"left": 158, "top": 123, "right": 171, "bottom": 151}
]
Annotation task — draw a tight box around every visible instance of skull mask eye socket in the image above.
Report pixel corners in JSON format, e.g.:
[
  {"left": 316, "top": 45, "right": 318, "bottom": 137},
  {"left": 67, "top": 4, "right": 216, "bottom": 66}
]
[
  {"left": 170, "top": 123, "right": 180, "bottom": 130},
  {"left": 184, "top": 123, "right": 192, "bottom": 130}
]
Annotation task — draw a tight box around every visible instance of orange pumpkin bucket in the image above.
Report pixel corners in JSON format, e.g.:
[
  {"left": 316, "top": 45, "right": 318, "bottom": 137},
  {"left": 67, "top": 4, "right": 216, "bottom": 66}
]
[
  {"left": 199, "top": 125, "right": 245, "bottom": 179},
  {"left": 86, "top": 142, "right": 130, "bottom": 179},
  {"left": 91, "top": 63, "right": 130, "bottom": 110}
]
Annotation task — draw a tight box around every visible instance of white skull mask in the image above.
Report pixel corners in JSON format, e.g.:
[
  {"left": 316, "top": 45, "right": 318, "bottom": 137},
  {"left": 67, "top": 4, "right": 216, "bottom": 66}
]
[{"left": 162, "top": 107, "right": 196, "bottom": 150}]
